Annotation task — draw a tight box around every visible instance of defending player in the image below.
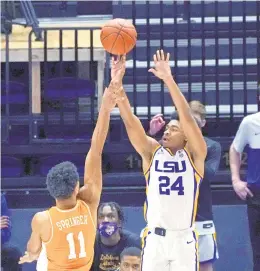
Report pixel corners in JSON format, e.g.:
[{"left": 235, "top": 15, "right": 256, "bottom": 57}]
[
  {"left": 18, "top": 67, "right": 125, "bottom": 270},
  {"left": 113, "top": 51, "right": 207, "bottom": 270}
]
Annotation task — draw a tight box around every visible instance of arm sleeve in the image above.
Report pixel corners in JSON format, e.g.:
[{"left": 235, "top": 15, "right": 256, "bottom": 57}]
[
  {"left": 204, "top": 140, "right": 222, "bottom": 181},
  {"left": 232, "top": 118, "right": 249, "bottom": 153},
  {"left": 1, "top": 194, "right": 11, "bottom": 244}
]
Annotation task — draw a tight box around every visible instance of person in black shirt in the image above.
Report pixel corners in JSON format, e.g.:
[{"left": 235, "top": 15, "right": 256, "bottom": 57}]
[
  {"left": 148, "top": 101, "right": 221, "bottom": 271},
  {"left": 91, "top": 202, "right": 141, "bottom": 271}
]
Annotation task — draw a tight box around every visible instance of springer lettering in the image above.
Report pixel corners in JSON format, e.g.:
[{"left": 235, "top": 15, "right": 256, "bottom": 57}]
[{"left": 155, "top": 160, "right": 186, "bottom": 173}]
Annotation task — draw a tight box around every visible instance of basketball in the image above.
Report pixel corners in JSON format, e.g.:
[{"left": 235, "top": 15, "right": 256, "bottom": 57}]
[{"left": 100, "top": 18, "right": 137, "bottom": 55}]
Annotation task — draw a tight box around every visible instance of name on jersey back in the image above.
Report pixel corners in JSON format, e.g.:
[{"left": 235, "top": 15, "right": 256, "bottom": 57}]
[{"left": 56, "top": 215, "right": 88, "bottom": 231}]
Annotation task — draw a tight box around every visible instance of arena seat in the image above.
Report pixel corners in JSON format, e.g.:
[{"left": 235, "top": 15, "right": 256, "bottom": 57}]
[
  {"left": 43, "top": 77, "right": 96, "bottom": 112},
  {"left": 1, "top": 156, "right": 23, "bottom": 178},
  {"left": 1, "top": 81, "right": 28, "bottom": 115},
  {"left": 39, "top": 154, "right": 86, "bottom": 177}
]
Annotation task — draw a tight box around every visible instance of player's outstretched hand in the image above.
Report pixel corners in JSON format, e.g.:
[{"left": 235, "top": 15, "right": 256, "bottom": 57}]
[
  {"left": 149, "top": 114, "right": 166, "bottom": 136},
  {"left": 108, "top": 55, "right": 127, "bottom": 104},
  {"left": 19, "top": 251, "right": 37, "bottom": 264},
  {"left": 148, "top": 50, "right": 172, "bottom": 81},
  {"left": 111, "top": 55, "right": 126, "bottom": 81}
]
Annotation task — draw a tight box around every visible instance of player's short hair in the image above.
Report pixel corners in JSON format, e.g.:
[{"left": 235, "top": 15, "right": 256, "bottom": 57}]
[
  {"left": 46, "top": 161, "right": 79, "bottom": 200},
  {"left": 120, "top": 247, "right": 141, "bottom": 261},
  {"left": 171, "top": 110, "right": 200, "bottom": 127},
  {"left": 189, "top": 100, "right": 206, "bottom": 120},
  {"left": 98, "top": 201, "right": 125, "bottom": 223}
]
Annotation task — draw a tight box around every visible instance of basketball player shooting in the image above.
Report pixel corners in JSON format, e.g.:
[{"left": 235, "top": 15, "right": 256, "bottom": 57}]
[
  {"left": 18, "top": 68, "right": 125, "bottom": 270},
  {"left": 113, "top": 50, "right": 207, "bottom": 271}
]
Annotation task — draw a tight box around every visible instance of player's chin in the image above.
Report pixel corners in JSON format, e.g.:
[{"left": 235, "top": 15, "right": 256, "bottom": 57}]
[{"left": 161, "top": 139, "right": 169, "bottom": 147}]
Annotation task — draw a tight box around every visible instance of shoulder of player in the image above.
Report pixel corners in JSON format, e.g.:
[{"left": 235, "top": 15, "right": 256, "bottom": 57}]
[
  {"left": 32, "top": 211, "right": 49, "bottom": 230},
  {"left": 147, "top": 137, "right": 161, "bottom": 154},
  {"left": 142, "top": 137, "right": 161, "bottom": 163}
]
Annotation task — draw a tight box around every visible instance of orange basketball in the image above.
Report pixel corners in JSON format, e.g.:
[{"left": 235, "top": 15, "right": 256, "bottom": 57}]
[{"left": 100, "top": 18, "right": 137, "bottom": 55}]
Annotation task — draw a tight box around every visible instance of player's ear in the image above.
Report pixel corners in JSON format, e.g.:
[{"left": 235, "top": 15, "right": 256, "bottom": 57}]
[{"left": 75, "top": 181, "right": 80, "bottom": 194}]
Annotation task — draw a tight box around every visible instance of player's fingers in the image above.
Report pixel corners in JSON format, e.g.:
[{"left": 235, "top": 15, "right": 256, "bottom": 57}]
[
  {"left": 245, "top": 187, "right": 254, "bottom": 198},
  {"left": 166, "top": 52, "right": 170, "bottom": 62},
  {"left": 156, "top": 50, "right": 161, "bottom": 61},
  {"left": 148, "top": 68, "right": 157, "bottom": 76},
  {"left": 122, "top": 54, "right": 126, "bottom": 62},
  {"left": 160, "top": 49, "right": 165, "bottom": 61}
]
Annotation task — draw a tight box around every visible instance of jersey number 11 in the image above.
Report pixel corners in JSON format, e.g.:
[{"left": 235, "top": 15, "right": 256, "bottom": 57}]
[{"left": 66, "top": 231, "right": 87, "bottom": 260}]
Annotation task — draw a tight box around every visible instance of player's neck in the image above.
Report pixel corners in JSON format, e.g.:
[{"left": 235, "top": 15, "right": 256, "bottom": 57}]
[
  {"left": 167, "top": 142, "right": 187, "bottom": 154},
  {"left": 100, "top": 231, "right": 121, "bottom": 246},
  {"left": 56, "top": 198, "right": 77, "bottom": 210}
]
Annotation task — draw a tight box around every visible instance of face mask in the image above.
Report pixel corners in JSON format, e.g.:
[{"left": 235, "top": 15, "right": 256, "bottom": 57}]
[{"left": 98, "top": 222, "right": 119, "bottom": 238}]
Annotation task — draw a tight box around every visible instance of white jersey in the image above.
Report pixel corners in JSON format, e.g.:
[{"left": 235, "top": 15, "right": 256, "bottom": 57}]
[{"left": 144, "top": 146, "right": 202, "bottom": 231}]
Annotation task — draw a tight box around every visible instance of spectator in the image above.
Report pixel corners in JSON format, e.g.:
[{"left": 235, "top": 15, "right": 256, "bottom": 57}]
[
  {"left": 229, "top": 110, "right": 260, "bottom": 271},
  {"left": 118, "top": 247, "right": 141, "bottom": 271},
  {"left": 1, "top": 194, "right": 22, "bottom": 271},
  {"left": 91, "top": 202, "right": 141, "bottom": 271}
]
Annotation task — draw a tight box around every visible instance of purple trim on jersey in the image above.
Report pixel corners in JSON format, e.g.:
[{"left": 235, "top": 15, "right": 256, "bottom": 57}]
[
  {"left": 193, "top": 231, "right": 198, "bottom": 271},
  {"left": 190, "top": 171, "right": 198, "bottom": 228},
  {"left": 141, "top": 233, "right": 149, "bottom": 271},
  {"left": 144, "top": 174, "right": 151, "bottom": 222}
]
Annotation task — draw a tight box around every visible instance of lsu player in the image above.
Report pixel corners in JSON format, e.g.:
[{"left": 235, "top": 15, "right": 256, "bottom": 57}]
[
  {"left": 18, "top": 67, "right": 125, "bottom": 270},
  {"left": 113, "top": 51, "right": 207, "bottom": 270}
]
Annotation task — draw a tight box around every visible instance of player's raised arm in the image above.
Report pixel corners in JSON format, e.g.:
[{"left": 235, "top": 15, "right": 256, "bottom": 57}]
[
  {"left": 78, "top": 73, "right": 123, "bottom": 208},
  {"left": 112, "top": 56, "right": 160, "bottom": 162},
  {"left": 149, "top": 50, "right": 207, "bottom": 172}
]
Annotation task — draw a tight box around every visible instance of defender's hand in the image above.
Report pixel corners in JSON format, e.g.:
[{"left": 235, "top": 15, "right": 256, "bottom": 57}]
[
  {"left": 111, "top": 55, "right": 126, "bottom": 81},
  {"left": 148, "top": 50, "right": 172, "bottom": 81}
]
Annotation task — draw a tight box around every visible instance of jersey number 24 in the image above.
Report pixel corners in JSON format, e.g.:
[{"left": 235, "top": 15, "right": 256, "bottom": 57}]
[{"left": 159, "top": 176, "right": 184, "bottom": 195}]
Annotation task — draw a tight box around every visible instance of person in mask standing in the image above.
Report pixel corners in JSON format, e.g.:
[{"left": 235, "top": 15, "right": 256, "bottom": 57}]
[{"left": 91, "top": 202, "right": 141, "bottom": 271}]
